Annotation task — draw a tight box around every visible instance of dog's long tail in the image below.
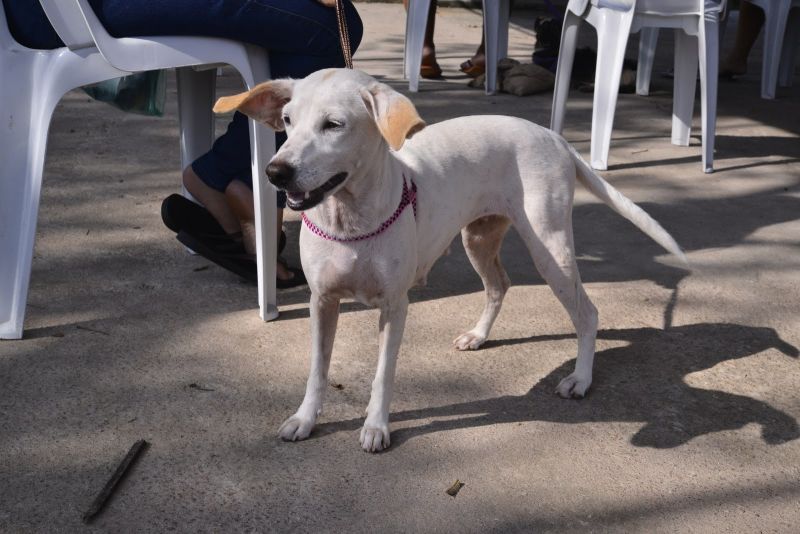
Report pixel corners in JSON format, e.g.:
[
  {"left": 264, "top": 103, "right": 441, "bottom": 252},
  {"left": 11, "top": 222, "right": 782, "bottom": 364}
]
[{"left": 568, "top": 145, "right": 688, "bottom": 265}]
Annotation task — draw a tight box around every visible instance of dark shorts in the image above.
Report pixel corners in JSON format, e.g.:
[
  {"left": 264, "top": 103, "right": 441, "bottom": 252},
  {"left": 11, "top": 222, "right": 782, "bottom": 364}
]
[{"left": 2, "top": 0, "right": 364, "bottom": 208}]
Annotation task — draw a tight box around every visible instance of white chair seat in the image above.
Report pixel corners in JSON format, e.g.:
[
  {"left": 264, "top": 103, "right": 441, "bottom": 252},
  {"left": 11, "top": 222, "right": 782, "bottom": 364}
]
[{"left": 0, "top": 0, "right": 279, "bottom": 339}]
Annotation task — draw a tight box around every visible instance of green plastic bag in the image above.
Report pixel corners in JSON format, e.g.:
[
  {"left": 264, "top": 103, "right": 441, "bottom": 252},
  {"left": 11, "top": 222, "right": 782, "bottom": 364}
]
[{"left": 83, "top": 70, "right": 167, "bottom": 117}]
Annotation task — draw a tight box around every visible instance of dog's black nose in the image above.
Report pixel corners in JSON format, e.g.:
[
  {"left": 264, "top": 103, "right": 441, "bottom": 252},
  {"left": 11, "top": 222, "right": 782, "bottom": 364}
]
[{"left": 266, "top": 161, "right": 295, "bottom": 187}]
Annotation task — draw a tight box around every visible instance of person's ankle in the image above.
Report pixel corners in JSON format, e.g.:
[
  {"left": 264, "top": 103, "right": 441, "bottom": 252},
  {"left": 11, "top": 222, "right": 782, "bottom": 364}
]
[
  {"left": 422, "top": 45, "right": 438, "bottom": 65},
  {"left": 276, "top": 261, "right": 294, "bottom": 281}
]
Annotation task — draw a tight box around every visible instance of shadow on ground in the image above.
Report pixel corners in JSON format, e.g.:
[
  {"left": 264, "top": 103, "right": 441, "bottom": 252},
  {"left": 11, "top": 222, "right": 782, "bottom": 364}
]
[{"left": 312, "top": 322, "right": 799, "bottom": 450}]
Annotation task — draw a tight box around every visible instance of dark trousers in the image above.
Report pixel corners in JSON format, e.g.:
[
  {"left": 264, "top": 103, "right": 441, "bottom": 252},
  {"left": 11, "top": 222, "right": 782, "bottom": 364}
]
[{"left": 2, "top": 0, "right": 364, "bottom": 202}]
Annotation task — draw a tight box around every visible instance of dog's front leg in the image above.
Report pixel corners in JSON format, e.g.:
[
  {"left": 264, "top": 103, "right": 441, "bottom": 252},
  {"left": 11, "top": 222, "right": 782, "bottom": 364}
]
[
  {"left": 278, "top": 294, "right": 340, "bottom": 442},
  {"left": 360, "top": 295, "right": 409, "bottom": 452}
]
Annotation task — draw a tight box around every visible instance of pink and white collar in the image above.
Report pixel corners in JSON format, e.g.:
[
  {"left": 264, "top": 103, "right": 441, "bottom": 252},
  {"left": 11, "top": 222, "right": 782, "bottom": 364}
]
[{"left": 301, "top": 177, "right": 417, "bottom": 242}]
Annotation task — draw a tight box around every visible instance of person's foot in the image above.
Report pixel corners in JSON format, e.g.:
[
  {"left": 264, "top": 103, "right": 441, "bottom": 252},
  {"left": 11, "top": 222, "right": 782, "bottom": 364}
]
[
  {"left": 164, "top": 193, "right": 300, "bottom": 285},
  {"left": 276, "top": 259, "right": 307, "bottom": 289},
  {"left": 420, "top": 45, "right": 442, "bottom": 79},
  {"left": 720, "top": 58, "right": 747, "bottom": 79},
  {"left": 459, "top": 52, "right": 485, "bottom": 78}
]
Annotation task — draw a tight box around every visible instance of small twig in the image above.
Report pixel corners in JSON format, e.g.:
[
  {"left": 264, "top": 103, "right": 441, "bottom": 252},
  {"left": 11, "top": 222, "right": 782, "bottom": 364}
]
[
  {"left": 193, "top": 265, "right": 210, "bottom": 272},
  {"left": 631, "top": 149, "right": 649, "bottom": 155},
  {"left": 330, "top": 382, "right": 345, "bottom": 390},
  {"left": 76, "top": 325, "right": 110, "bottom": 336},
  {"left": 83, "top": 440, "right": 149, "bottom": 523}
]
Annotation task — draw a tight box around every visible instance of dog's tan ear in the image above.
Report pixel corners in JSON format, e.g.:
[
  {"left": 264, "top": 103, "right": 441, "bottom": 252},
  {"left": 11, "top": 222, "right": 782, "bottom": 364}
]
[
  {"left": 360, "top": 83, "right": 426, "bottom": 151},
  {"left": 213, "top": 79, "right": 294, "bottom": 131}
]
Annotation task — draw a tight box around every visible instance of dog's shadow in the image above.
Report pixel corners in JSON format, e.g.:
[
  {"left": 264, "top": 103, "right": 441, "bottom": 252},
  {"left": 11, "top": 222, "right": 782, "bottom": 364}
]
[{"left": 313, "top": 322, "right": 799, "bottom": 450}]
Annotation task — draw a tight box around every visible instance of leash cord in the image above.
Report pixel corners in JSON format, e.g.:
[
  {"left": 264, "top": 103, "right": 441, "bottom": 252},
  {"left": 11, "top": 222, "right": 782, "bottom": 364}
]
[{"left": 335, "top": 0, "right": 354, "bottom": 69}]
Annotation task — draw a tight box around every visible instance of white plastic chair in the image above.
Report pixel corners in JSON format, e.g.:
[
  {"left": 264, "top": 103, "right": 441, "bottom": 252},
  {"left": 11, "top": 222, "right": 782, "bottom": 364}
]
[
  {"left": 404, "top": 0, "right": 510, "bottom": 94},
  {"left": 0, "top": 0, "right": 278, "bottom": 340},
  {"left": 551, "top": 0, "right": 726, "bottom": 174},
  {"left": 747, "top": 0, "right": 800, "bottom": 99}
]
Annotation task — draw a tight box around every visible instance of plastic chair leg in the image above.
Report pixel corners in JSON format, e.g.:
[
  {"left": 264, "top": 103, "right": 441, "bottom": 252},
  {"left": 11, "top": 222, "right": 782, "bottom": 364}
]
[
  {"left": 237, "top": 46, "right": 278, "bottom": 322},
  {"left": 176, "top": 67, "right": 216, "bottom": 170},
  {"left": 761, "top": 1, "right": 792, "bottom": 99},
  {"left": 249, "top": 121, "right": 279, "bottom": 321},
  {"left": 698, "top": 12, "right": 719, "bottom": 173},
  {"left": 589, "top": 10, "right": 634, "bottom": 170},
  {"left": 404, "top": 0, "right": 432, "bottom": 93},
  {"left": 778, "top": 7, "right": 800, "bottom": 87},
  {"left": 176, "top": 68, "right": 216, "bottom": 254},
  {"left": 671, "top": 29, "right": 698, "bottom": 147},
  {"left": 0, "top": 70, "right": 58, "bottom": 339},
  {"left": 636, "top": 28, "right": 660, "bottom": 96},
  {"left": 550, "top": 11, "right": 582, "bottom": 134},
  {"left": 483, "top": 0, "right": 511, "bottom": 95},
  {"left": 498, "top": 0, "right": 510, "bottom": 60}
]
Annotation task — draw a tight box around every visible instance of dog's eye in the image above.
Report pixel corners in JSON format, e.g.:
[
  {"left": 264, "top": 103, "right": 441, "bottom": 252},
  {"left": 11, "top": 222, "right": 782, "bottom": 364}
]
[
  {"left": 283, "top": 115, "right": 291, "bottom": 126},
  {"left": 322, "top": 120, "right": 342, "bottom": 131}
]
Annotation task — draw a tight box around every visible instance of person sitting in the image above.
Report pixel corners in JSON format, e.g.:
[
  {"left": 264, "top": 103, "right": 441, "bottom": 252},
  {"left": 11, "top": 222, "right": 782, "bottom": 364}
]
[
  {"left": 720, "top": 0, "right": 766, "bottom": 79},
  {"left": 2, "top": 0, "right": 363, "bottom": 287},
  {"left": 403, "top": 0, "right": 486, "bottom": 79}
]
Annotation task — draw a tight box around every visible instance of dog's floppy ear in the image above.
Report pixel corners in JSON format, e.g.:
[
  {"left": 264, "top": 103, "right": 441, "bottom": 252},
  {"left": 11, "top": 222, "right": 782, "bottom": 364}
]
[
  {"left": 213, "top": 79, "right": 294, "bottom": 131},
  {"left": 360, "top": 82, "right": 426, "bottom": 151}
]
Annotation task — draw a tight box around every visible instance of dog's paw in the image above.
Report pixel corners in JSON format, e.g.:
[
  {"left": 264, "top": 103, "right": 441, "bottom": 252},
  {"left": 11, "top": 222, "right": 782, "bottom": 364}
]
[
  {"left": 555, "top": 372, "right": 591, "bottom": 398},
  {"left": 453, "top": 331, "right": 487, "bottom": 351},
  {"left": 278, "top": 414, "right": 315, "bottom": 442},
  {"left": 359, "top": 424, "right": 391, "bottom": 452}
]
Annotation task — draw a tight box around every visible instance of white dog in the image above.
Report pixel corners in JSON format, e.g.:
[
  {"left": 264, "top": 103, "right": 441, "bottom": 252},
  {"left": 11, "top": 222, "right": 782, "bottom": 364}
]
[{"left": 214, "top": 68, "right": 685, "bottom": 452}]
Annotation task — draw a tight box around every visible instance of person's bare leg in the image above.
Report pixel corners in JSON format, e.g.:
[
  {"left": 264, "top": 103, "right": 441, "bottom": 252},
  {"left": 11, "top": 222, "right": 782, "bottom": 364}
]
[
  {"left": 722, "top": 1, "right": 765, "bottom": 76},
  {"left": 404, "top": 0, "right": 441, "bottom": 77},
  {"left": 183, "top": 166, "right": 241, "bottom": 233},
  {"left": 225, "top": 179, "right": 296, "bottom": 281}
]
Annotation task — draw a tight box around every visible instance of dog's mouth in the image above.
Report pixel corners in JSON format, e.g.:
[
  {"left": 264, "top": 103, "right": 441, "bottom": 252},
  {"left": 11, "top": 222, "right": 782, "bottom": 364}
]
[{"left": 284, "top": 172, "right": 348, "bottom": 211}]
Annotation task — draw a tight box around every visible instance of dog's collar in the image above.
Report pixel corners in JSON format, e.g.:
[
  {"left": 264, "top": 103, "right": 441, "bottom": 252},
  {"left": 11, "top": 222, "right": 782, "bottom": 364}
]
[{"left": 301, "top": 177, "right": 417, "bottom": 242}]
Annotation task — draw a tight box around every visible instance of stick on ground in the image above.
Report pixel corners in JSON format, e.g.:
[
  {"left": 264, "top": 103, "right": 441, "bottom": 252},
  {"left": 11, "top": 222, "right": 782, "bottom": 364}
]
[{"left": 82, "top": 439, "right": 149, "bottom": 523}]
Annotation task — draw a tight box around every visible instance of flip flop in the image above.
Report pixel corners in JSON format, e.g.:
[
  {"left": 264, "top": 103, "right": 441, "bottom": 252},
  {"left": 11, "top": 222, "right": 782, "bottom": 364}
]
[
  {"left": 163, "top": 193, "right": 288, "bottom": 254},
  {"left": 420, "top": 63, "right": 443, "bottom": 79},
  {"left": 176, "top": 229, "right": 257, "bottom": 282},
  {"left": 459, "top": 58, "right": 485, "bottom": 78},
  {"left": 161, "top": 194, "right": 225, "bottom": 236},
  {"left": 719, "top": 67, "right": 745, "bottom": 81}
]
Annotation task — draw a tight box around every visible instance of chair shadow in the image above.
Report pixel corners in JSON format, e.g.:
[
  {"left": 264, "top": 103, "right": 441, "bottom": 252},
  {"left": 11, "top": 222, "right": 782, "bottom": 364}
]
[
  {"left": 312, "top": 322, "right": 799, "bottom": 450},
  {"left": 608, "top": 135, "right": 800, "bottom": 172}
]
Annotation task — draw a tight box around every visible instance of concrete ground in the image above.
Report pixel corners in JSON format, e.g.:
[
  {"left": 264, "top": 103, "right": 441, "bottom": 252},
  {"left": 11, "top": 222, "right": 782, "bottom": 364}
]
[{"left": 2, "top": 3, "right": 800, "bottom": 532}]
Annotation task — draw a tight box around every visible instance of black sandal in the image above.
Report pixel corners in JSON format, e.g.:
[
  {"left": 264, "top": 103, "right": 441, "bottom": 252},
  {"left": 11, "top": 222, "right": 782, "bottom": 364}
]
[
  {"left": 161, "top": 194, "right": 225, "bottom": 236},
  {"left": 177, "top": 230, "right": 257, "bottom": 282}
]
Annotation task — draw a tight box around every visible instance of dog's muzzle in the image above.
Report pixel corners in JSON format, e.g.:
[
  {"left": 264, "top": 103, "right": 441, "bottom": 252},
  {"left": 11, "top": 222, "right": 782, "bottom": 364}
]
[{"left": 284, "top": 172, "right": 348, "bottom": 211}]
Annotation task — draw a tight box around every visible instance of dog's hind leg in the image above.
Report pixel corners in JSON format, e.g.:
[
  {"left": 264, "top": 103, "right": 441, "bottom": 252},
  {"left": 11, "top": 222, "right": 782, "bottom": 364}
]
[
  {"left": 512, "top": 208, "right": 598, "bottom": 398},
  {"left": 453, "top": 215, "right": 512, "bottom": 351},
  {"left": 279, "top": 294, "right": 340, "bottom": 441}
]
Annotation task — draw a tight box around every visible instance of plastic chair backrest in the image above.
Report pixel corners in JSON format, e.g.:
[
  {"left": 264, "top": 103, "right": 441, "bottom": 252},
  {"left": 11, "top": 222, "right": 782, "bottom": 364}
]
[
  {"left": 635, "top": 0, "right": 725, "bottom": 15},
  {"left": 38, "top": 0, "right": 96, "bottom": 50},
  {"left": 38, "top": 0, "right": 159, "bottom": 71},
  {"left": 0, "top": 1, "right": 16, "bottom": 49},
  {"left": 568, "top": 0, "right": 636, "bottom": 16}
]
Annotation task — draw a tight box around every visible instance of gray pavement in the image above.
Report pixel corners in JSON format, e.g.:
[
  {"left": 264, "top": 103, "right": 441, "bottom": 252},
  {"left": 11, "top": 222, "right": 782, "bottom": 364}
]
[{"left": 2, "top": 3, "right": 800, "bottom": 532}]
